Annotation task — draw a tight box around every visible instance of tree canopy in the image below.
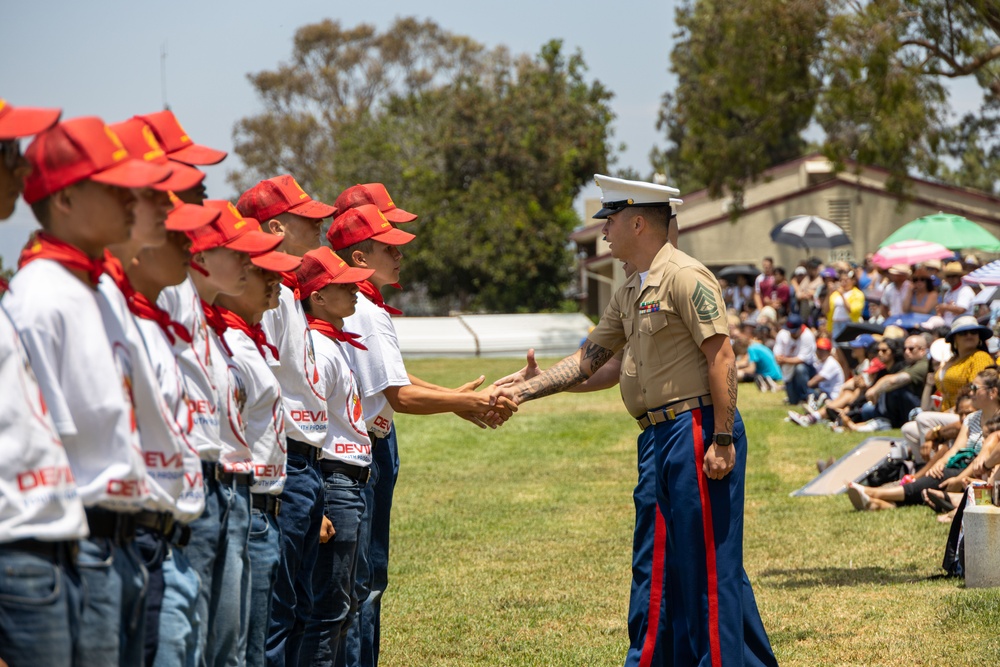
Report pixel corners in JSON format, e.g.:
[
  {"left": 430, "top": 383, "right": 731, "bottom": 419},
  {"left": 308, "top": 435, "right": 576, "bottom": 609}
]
[
  {"left": 230, "top": 18, "right": 614, "bottom": 313},
  {"left": 657, "top": 0, "right": 1000, "bottom": 210}
]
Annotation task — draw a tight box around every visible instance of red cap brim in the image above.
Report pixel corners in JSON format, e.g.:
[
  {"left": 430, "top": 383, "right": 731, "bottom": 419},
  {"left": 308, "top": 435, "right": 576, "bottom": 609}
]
[
  {"left": 335, "top": 266, "right": 375, "bottom": 283},
  {"left": 90, "top": 159, "right": 173, "bottom": 189},
  {"left": 168, "top": 143, "right": 228, "bottom": 166},
  {"left": 152, "top": 161, "right": 204, "bottom": 193},
  {"left": 289, "top": 198, "right": 337, "bottom": 219},
  {"left": 383, "top": 207, "right": 417, "bottom": 224},
  {"left": 0, "top": 106, "right": 62, "bottom": 140},
  {"left": 166, "top": 202, "right": 220, "bottom": 232},
  {"left": 251, "top": 251, "right": 303, "bottom": 272},
  {"left": 373, "top": 226, "right": 415, "bottom": 246},
  {"left": 224, "top": 230, "right": 282, "bottom": 254}
]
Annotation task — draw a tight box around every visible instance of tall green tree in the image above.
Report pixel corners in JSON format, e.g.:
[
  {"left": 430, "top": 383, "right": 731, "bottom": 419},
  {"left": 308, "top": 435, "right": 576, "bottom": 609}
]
[
  {"left": 656, "top": 0, "right": 826, "bottom": 211},
  {"left": 230, "top": 19, "right": 614, "bottom": 313}
]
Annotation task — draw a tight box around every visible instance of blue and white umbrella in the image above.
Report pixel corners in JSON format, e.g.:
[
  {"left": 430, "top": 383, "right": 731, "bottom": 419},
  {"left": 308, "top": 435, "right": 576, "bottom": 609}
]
[
  {"left": 963, "top": 260, "right": 1000, "bottom": 287},
  {"left": 770, "top": 215, "right": 851, "bottom": 250}
]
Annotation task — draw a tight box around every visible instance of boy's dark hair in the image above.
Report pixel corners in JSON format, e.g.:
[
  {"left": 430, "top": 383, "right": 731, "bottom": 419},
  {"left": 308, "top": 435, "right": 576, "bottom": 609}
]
[{"left": 30, "top": 196, "right": 52, "bottom": 228}]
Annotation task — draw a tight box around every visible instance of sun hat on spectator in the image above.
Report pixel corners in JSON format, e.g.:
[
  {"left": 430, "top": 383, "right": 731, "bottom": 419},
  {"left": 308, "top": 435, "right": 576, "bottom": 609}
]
[
  {"left": 793, "top": 266, "right": 807, "bottom": 276},
  {"left": 887, "top": 264, "right": 911, "bottom": 277},
  {"left": 0, "top": 99, "right": 61, "bottom": 140},
  {"left": 922, "top": 259, "right": 943, "bottom": 271},
  {"left": 944, "top": 315, "right": 992, "bottom": 342},
  {"left": 943, "top": 261, "right": 965, "bottom": 277},
  {"left": 820, "top": 267, "right": 838, "bottom": 279},
  {"left": 964, "top": 254, "right": 980, "bottom": 267},
  {"left": 882, "top": 325, "right": 907, "bottom": 340}
]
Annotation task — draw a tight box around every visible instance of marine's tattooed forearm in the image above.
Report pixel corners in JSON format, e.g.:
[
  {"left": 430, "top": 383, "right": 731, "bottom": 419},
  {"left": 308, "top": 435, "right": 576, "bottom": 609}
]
[
  {"left": 725, "top": 362, "right": 737, "bottom": 433},
  {"left": 517, "top": 342, "right": 613, "bottom": 402}
]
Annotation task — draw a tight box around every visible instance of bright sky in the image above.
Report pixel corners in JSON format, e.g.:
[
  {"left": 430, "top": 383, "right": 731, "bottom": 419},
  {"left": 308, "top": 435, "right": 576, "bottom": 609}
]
[{"left": 0, "top": 1, "right": 984, "bottom": 267}]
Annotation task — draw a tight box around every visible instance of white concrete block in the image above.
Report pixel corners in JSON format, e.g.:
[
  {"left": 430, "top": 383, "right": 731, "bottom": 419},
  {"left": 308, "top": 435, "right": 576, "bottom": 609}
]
[{"left": 964, "top": 504, "right": 1000, "bottom": 588}]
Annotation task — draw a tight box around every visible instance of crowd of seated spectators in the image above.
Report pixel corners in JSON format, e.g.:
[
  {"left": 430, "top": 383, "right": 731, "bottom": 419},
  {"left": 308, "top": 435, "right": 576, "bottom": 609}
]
[{"left": 725, "top": 251, "right": 1000, "bottom": 577}]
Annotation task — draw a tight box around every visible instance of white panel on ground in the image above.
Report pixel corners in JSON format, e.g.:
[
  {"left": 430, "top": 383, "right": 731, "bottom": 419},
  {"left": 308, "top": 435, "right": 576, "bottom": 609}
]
[{"left": 393, "top": 313, "right": 593, "bottom": 358}]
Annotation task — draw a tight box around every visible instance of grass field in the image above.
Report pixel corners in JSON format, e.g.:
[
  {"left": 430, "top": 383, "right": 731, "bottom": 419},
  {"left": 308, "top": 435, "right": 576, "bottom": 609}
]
[{"left": 381, "top": 357, "right": 1000, "bottom": 666}]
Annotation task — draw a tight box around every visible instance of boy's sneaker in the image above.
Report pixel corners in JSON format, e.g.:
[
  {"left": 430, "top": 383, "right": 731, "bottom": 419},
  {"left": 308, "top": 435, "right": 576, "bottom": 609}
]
[
  {"left": 787, "top": 411, "right": 814, "bottom": 427},
  {"left": 755, "top": 375, "right": 768, "bottom": 392}
]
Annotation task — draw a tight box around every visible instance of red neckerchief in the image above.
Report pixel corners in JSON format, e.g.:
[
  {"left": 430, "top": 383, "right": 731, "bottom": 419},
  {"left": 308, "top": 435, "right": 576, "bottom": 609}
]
[
  {"left": 281, "top": 271, "right": 301, "bottom": 300},
  {"left": 102, "top": 252, "right": 192, "bottom": 345},
  {"left": 357, "top": 280, "right": 401, "bottom": 315},
  {"left": 200, "top": 299, "right": 233, "bottom": 356},
  {"left": 307, "top": 315, "right": 367, "bottom": 351},
  {"left": 18, "top": 232, "right": 105, "bottom": 287},
  {"left": 217, "top": 305, "right": 279, "bottom": 360}
]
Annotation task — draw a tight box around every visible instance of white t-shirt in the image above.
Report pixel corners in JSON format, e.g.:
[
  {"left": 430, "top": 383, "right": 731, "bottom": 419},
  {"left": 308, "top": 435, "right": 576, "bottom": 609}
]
[
  {"left": 342, "top": 294, "right": 411, "bottom": 438},
  {"left": 261, "top": 285, "right": 327, "bottom": 447},
  {"left": 134, "top": 317, "right": 206, "bottom": 523},
  {"left": 0, "top": 304, "right": 88, "bottom": 543},
  {"left": 942, "top": 284, "right": 975, "bottom": 324},
  {"left": 159, "top": 277, "right": 221, "bottom": 461},
  {"left": 99, "top": 275, "right": 202, "bottom": 518},
  {"left": 881, "top": 281, "right": 911, "bottom": 317},
  {"left": 814, "top": 355, "right": 844, "bottom": 399},
  {"left": 207, "top": 327, "right": 254, "bottom": 474},
  {"left": 223, "top": 327, "right": 287, "bottom": 495},
  {"left": 4, "top": 260, "right": 148, "bottom": 511},
  {"left": 830, "top": 291, "right": 849, "bottom": 323},
  {"left": 313, "top": 332, "right": 371, "bottom": 467},
  {"left": 772, "top": 327, "right": 817, "bottom": 382}
]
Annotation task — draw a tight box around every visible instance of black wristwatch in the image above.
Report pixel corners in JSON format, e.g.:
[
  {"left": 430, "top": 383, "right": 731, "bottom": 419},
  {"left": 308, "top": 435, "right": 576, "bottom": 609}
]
[{"left": 713, "top": 433, "right": 733, "bottom": 447}]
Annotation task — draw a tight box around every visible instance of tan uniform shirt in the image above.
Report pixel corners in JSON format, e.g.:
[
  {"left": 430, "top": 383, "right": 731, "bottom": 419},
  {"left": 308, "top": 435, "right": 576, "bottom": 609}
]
[{"left": 590, "top": 243, "right": 729, "bottom": 418}]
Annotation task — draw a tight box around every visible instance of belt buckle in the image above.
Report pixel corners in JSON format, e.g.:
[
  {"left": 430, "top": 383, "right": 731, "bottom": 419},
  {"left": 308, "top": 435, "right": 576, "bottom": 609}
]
[
  {"left": 273, "top": 498, "right": 282, "bottom": 517},
  {"left": 362, "top": 467, "right": 371, "bottom": 484},
  {"left": 666, "top": 408, "right": 676, "bottom": 420}
]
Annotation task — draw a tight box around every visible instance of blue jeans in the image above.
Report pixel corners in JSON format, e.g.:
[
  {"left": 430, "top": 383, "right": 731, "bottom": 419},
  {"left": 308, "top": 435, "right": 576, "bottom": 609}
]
[
  {"left": 267, "top": 450, "right": 324, "bottom": 667},
  {"left": 186, "top": 473, "right": 251, "bottom": 667},
  {"left": 247, "top": 508, "right": 281, "bottom": 667},
  {"left": 343, "top": 425, "right": 397, "bottom": 667},
  {"left": 301, "top": 468, "right": 367, "bottom": 666},
  {"left": 153, "top": 543, "right": 201, "bottom": 667},
  {"left": 137, "top": 528, "right": 169, "bottom": 666},
  {"left": 785, "top": 363, "right": 817, "bottom": 405},
  {"left": 0, "top": 543, "right": 82, "bottom": 667},
  {"left": 76, "top": 535, "right": 148, "bottom": 667}
]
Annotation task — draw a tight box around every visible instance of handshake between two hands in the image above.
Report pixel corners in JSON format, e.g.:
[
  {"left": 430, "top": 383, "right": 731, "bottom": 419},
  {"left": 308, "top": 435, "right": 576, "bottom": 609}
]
[{"left": 455, "top": 349, "right": 541, "bottom": 430}]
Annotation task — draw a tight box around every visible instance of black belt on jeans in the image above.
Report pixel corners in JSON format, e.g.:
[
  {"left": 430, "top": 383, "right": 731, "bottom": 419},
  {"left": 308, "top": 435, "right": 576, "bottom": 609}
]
[
  {"left": 1, "top": 538, "right": 79, "bottom": 562},
  {"left": 85, "top": 507, "right": 137, "bottom": 543},
  {"left": 287, "top": 439, "right": 320, "bottom": 463},
  {"left": 319, "top": 460, "right": 371, "bottom": 484},
  {"left": 200, "top": 460, "right": 253, "bottom": 485},
  {"left": 135, "top": 511, "right": 192, "bottom": 548},
  {"left": 251, "top": 493, "right": 282, "bottom": 516}
]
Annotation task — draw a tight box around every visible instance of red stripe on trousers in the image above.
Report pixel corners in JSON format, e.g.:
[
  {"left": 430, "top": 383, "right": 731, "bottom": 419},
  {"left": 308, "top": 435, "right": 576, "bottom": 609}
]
[
  {"left": 691, "top": 408, "right": 723, "bottom": 667},
  {"left": 638, "top": 507, "right": 666, "bottom": 667}
]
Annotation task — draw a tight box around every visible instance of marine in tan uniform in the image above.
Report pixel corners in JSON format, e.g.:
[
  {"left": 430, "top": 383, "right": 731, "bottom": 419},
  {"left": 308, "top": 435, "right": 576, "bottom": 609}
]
[{"left": 493, "top": 175, "right": 776, "bottom": 667}]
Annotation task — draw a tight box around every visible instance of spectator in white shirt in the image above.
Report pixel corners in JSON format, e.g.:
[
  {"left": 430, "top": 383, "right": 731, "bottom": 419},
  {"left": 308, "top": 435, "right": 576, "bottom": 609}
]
[
  {"left": 937, "top": 261, "right": 976, "bottom": 325},
  {"left": 880, "top": 265, "right": 912, "bottom": 319},
  {"left": 772, "top": 314, "right": 818, "bottom": 405}
]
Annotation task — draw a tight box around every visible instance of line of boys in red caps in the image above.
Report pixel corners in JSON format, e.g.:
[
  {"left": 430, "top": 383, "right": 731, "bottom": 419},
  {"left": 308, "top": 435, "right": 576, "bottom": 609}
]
[{"left": 0, "top": 99, "right": 517, "bottom": 667}]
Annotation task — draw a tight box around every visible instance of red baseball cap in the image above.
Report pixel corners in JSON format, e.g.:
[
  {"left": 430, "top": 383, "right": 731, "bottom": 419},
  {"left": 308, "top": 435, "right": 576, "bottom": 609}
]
[
  {"left": 333, "top": 183, "right": 417, "bottom": 223},
  {"left": 166, "top": 192, "right": 220, "bottom": 232},
  {"left": 296, "top": 247, "right": 375, "bottom": 299},
  {"left": 0, "top": 99, "right": 62, "bottom": 140},
  {"left": 816, "top": 338, "right": 832, "bottom": 351},
  {"left": 109, "top": 118, "right": 205, "bottom": 193},
  {"left": 133, "top": 110, "right": 227, "bottom": 166},
  {"left": 237, "top": 175, "right": 336, "bottom": 222},
  {"left": 187, "top": 200, "right": 281, "bottom": 254},
  {"left": 251, "top": 249, "right": 303, "bottom": 273},
  {"left": 22, "top": 117, "right": 173, "bottom": 205},
  {"left": 326, "top": 204, "right": 415, "bottom": 250}
]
